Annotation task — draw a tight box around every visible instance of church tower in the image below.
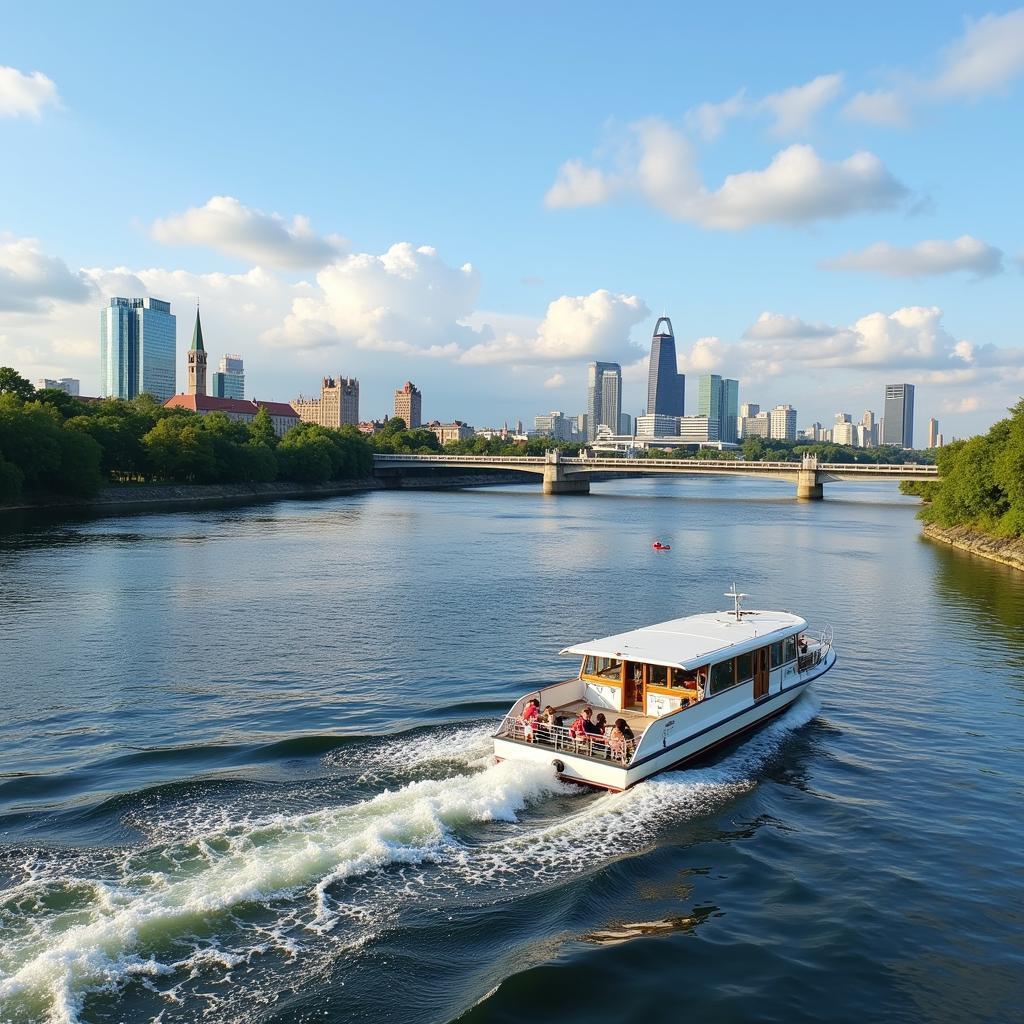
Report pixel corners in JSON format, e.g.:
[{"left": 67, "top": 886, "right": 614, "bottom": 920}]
[{"left": 187, "top": 305, "right": 207, "bottom": 396}]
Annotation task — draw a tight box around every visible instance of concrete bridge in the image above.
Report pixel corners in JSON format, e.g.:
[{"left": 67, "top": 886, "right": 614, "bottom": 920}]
[{"left": 373, "top": 451, "right": 938, "bottom": 500}]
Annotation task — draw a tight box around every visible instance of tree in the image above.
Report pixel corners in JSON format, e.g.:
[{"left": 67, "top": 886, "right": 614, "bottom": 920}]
[
  {"left": 0, "top": 367, "right": 34, "bottom": 400},
  {"left": 249, "top": 406, "right": 278, "bottom": 448},
  {"left": 0, "top": 458, "right": 24, "bottom": 502}
]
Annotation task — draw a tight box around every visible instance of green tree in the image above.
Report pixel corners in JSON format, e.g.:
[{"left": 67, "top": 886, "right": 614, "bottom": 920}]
[
  {"left": 142, "top": 417, "right": 217, "bottom": 482},
  {"left": 249, "top": 406, "right": 278, "bottom": 448},
  {"left": 0, "top": 367, "right": 34, "bottom": 400},
  {"left": 0, "top": 458, "right": 24, "bottom": 502}
]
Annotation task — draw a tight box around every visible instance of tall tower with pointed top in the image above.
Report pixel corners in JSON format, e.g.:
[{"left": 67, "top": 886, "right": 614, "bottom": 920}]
[
  {"left": 647, "top": 316, "right": 685, "bottom": 418},
  {"left": 187, "top": 306, "right": 207, "bottom": 396}
]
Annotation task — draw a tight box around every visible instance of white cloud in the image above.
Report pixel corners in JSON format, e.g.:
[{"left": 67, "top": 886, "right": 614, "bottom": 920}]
[
  {"left": 0, "top": 66, "right": 59, "bottom": 118},
  {"left": 744, "top": 312, "right": 836, "bottom": 340},
  {"left": 543, "top": 372, "right": 565, "bottom": 388},
  {"left": 943, "top": 395, "right": 980, "bottom": 414},
  {"left": 684, "top": 90, "right": 747, "bottom": 140},
  {"left": 544, "top": 160, "right": 619, "bottom": 209},
  {"left": 842, "top": 89, "right": 909, "bottom": 126},
  {"left": 546, "top": 120, "right": 907, "bottom": 229},
  {"left": 0, "top": 234, "right": 92, "bottom": 312},
  {"left": 822, "top": 236, "right": 1004, "bottom": 278},
  {"left": 928, "top": 8, "right": 1024, "bottom": 98},
  {"left": 757, "top": 74, "right": 843, "bottom": 136},
  {"left": 151, "top": 196, "right": 343, "bottom": 268},
  {"left": 459, "top": 290, "right": 649, "bottom": 365}
]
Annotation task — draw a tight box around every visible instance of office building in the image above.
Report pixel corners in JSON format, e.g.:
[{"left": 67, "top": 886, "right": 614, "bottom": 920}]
[
  {"left": 646, "top": 316, "right": 685, "bottom": 417},
  {"left": 882, "top": 384, "right": 915, "bottom": 448},
  {"left": 163, "top": 395, "right": 299, "bottom": 437},
  {"left": 769, "top": 405, "right": 797, "bottom": 441},
  {"left": 619, "top": 413, "right": 632, "bottom": 436},
  {"left": 832, "top": 414, "right": 856, "bottom": 446},
  {"left": 586, "top": 361, "right": 622, "bottom": 440},
  {"left": 678, "top": 416, "right": 719, "bottom": 443},
  {"left": 36, "top": 377, "right": 80, "bottom": 396},
  {"left": 928, "top": 418, "right": 939, "bottom": 448},
  {"left": 212, "top": 354, "right": 245, "bottom": 400},
  {"left": 635, "top": 414, "right": 680, "bottom": 438},
  {"left": 697, "top": 374, "right": 740, "bottom": 444},
  {"left": 99, "top": 297, "right": 176, "bottom": 401},
  {"left": 186, "top": 307, "right": 207, "bottom": 397},
  {"left": 293, "top": 376, "right": 360, "bottom": 428},
  {"left": 738, "top": 411, "right": 770, "bottom": 439},
  {"left": 860, "top": 410, "right": 878, "bottom": 447},
  {"left": 534, "top": 411, "right": 574, "bottom": 441},
  {"left": 394, "top": 381, "right": 422, "bottom": 428}
]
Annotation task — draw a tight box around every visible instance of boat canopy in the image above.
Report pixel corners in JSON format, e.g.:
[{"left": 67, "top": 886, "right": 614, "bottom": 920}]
[{"left": 560, "top": 610, "right": 808, "bottom": 671}]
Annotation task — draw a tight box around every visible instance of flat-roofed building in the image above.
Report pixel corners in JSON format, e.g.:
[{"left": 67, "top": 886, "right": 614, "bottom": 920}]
[
  {"left": 769, "top": 404, "right": 797, "bottom": 441},
  {"left": 427, "top": 420, "right": 474, "bottom": 445},
  {"left": 36, "top": 377, "right": 80, "bottom": 395},
  {"left": 636, "top": 414, "right": 680, "bottom": 438}
]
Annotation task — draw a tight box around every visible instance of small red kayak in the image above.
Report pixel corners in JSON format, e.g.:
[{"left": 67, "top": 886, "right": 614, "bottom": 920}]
[{"left": 652, "top": 542, "right": 671, "bottom": 551}]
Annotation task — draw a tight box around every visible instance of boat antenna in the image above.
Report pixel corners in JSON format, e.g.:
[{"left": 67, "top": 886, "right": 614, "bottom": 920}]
[{"left": 725, "top": 582, "right": 748, "bottom": 621}]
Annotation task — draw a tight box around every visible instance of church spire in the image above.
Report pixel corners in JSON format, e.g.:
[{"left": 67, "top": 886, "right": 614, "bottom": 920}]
[
  {"left": 187, "top": 303, "right": 208, "bottom": 396},
  {"left": 190, "top": 304, "right": 205, "bottom": 352}
]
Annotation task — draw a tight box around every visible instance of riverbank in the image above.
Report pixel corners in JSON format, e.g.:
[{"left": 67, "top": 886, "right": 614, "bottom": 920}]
[{"left": 923, "top": 523, "right": 1024, "bottom": 573}]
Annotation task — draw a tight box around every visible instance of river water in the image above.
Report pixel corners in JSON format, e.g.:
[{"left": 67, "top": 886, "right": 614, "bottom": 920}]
[{"left": 0, "top": 478, "right": 1021, "bottom": 1024}]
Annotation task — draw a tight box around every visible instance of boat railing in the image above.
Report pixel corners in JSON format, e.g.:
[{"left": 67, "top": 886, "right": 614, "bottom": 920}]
[
  {"left": 496, "top": 714, "right": 638, "bottom": 765},
  {"left": 797, "top": 624, "right": 834, "bottom": 674}
]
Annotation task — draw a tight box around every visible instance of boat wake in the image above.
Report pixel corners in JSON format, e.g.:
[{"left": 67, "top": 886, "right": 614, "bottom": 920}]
[{"left": 0, "top": 694, "right": 820, "bottom": 1024}]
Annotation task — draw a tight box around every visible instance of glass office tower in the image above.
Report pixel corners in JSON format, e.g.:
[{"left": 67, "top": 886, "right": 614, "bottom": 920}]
[
  {"left": 882, "top": 383, "right": 915, "bottom": 448},
  {"left": 586, "top": 361, "right": 621, "bottom": 439},
  {"left": 99, "top": 297, "right": 176, "bottom": 401},
  {"left": 212, "top": 354, "right": 245, "bottom": 399},
  {"left": 646, "top": 317, "right": 685, "bottom": 417},
  {"left": 697, "top": 373, "right": 739, "bottom": 443}
]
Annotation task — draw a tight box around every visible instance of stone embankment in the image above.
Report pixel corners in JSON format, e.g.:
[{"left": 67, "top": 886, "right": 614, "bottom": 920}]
[{"left": 923, "top": 523, "right": 1024, "bottom": 572}]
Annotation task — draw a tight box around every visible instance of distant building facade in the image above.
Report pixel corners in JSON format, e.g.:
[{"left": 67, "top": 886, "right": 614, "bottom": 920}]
[
  {"left": 882, "top": 384, "right": 915, "bottom": 448},
  {"left": 36, "top": 377, "right": 80, "bottom": 396},
  {"left": 646, "top": 317, "right": 685, "bottom": 418},
  {"left": 636, "top": 414, "right": 681, "bottom": 438},
  {"left": 534, "top": 411, "right": 574, "bottom": 441},
  {"left": 738, "top": 411, "right": 770, "bottom": 439},
  {"left": 769, "top": 404, "right": 797, "bottom": 441},
  {"left": 212, "top": 354, "right": 245, "bottom": 400},
  {"left": 294, "top": 375, "right": 360, "bottom": 427},
  {"left": 163, "top": 395, "right": 299, "bottom": 437},
  {"left": 427, "top": 420, "right": 474, "bottom": 444},
  {"left": 99, "top": 297, "right": 176, "bottom": 401},
  {"left": 697, "top": 374, "right": 739, "bottom": 444},
  {"left": 928, "top": 417, "right": 939, "bottom": 448},
  {"left": 678, "top": 416, "right": 719, "bottom": 443},
  {"left": 394, "top": 381, "right": 422, "bottom": 428},
  {"left": 586, "top": 361, "right": 622, "bottom": 440}
]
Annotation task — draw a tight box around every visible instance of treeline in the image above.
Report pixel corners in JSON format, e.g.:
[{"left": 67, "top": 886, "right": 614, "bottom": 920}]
[
  {"left": 0, "top": 368, "right": 373, "bottom": 504},
  {"left": 901, "top": 398, "right": 1024, "bottom": 538},
  {"left": 373, "top": 416, "right": 583, "bottom": 457}
]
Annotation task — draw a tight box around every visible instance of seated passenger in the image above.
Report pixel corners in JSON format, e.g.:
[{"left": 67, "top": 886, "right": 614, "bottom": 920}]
[
  {"left": 614, "top": 717, "right": 635, "bottom": 741},
  {"left": 594, "top": 713, "right": 607, "bottom": 733},
  {"left": 521, "top": 698, "right": 540, "bottom": 742},
  {"left": 539, "top": 705, "right": 559, "bottom": 743},
  {"left": 609, "top": 722, "right": 628, "bottom": 762}
]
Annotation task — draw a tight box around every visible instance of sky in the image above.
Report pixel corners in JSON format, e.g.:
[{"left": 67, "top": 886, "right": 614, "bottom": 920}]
[{"left": 1, "top": 1, "right": 1022, "bottom": 438}]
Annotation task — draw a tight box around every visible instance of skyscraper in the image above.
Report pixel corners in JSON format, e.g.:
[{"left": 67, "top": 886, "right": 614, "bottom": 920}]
[
  {"left": 769, "top": 404, "right": 797, "bottom": 440},
  {"left": 646, "top": 317, "right": 684, "bottom": 418},
  {"left": 99, "top": 297, "right": 176, "bottom": 401},
  {"left": 928, "top": 417, "right": 939, "bottom": 448},
  {"left": 394, "top": 381, "right": 422, "bottom": 428},
  {"left": 212, "top": 354, "right": 245, "bottom": 400},
  {"left": 586, "top": 361, "right": 622, "bottom": 440},
  {"left": 294, "top": 376, "right": 360, "bottom": 427},
  {"left": 882, "top": 384, "right": 915, "bottom": 448},
  {"left": 697, "top": 374, "right": 740, "bottom": 443},
  {"left": 187, "top": 307, "right": 207, "bottom": 397}
]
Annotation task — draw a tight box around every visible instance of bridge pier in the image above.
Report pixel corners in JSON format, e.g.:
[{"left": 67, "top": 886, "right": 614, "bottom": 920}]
[
  {"left": 796, "top": 455, "right": 823, "bottom": 500},
  {"left": 542, "top": 451, "right": 590, "bottom": 495}
]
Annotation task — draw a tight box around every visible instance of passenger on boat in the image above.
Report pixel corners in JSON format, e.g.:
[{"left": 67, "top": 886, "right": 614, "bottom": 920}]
[
  {"left": 570, "top": 707, "right": 600, "bottom": 752},
  {"left": 521, "top": 698, "right": 540, "bottom": 742},
  {"left": 609, "top": 718, "right": 635, "bottom": 763},
  {"left": 539, "top": 705, "right": 559, "bottom": 744}
]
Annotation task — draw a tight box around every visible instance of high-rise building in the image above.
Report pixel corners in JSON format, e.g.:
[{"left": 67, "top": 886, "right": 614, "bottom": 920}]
[
  {"left": 187, "top": 307, "right": 207, "bottom": 397},
  {"left": 882, "top": 384, "right": 915, "bottom": 448},
  {"left": 646, "top": 317, "right": 685, "bottom": 418},
  {"left": 769, "top": 405, "right": 797, "bottom": 441},
  {"left": 619, "top": 413, "right": 632, "bottom": 435},
  {"left": 534, "top": 411, "right": 573, "bottom": 441},
  {"left": 833, "top": 414, "right": 857, "bottom": 446},
  {"left": 697, "top": 374, "right": 740, "bottom": 443},
  {"left": 99, "top": 297, "right": 176, "bottom": 401},
  {"left": 586, "top": 361, "right": 622, "bottom": 440},
  {"left": 212, "top": 354, "right": 245, "bottom": 400},
  {"left": 36, "top": 377, "right": 80, "bottom": 396},
  {"left": 860, "top": 410, "right": 878, "bottom": 447},
  {"left": 394, "top": 381, "right": 422, "bottom": 428},
  {"left": 635, "top": 414, "right": 680, "bottom": 438},
  {"left": 293, "top": 376, "right": 360, "bottom": 427},
  {"left": 928, "top": 417, "right": 939, "bottom": 448},
  {"left": 738, "top": 412, "right": 770, "bottom": 438}
]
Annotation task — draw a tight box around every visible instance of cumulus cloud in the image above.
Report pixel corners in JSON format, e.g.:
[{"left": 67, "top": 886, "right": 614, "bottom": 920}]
[
  {"left": 459, "top": 290, "right": 649, "bottom": 365},
  {"left": 544, "top": 160, "right": 619, "bottom": 209},
  {"left": 543, "top": 372, "right": 565, "bottom": 388},
  {"left": 547, "top": 120, "right": 907, "bottom": 229},
  {"left": 151, "top": 196, "right": 344, "bottom": 268},
  {"left": 0, "top": 66, "right": 59, "bottom": 118},
  {"left": 757, "top": 74, "right": 844, "bottom": 136},
  {"left": 928, "top": 8, "right": 1024, "bottom": 98},
  {"left": 821, "top": 236, "right": 1004, "bottom": 278},
  {"left": 684, "top": 90, "right": 747, "bottom": 140},
  {"left": 842, "top": 89, "right": 909, "bottom": 126},
  {"left": 0, "top": 234, "right": 92, "bottom": 312}
]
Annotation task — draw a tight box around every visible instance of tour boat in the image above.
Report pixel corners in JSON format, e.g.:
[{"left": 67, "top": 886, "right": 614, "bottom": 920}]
[
  {"left": 652, "top": 542, "right": 671, "bottom": 550},
  {"left": 493, "top": 588, "right": 834, "bottom": 790}
]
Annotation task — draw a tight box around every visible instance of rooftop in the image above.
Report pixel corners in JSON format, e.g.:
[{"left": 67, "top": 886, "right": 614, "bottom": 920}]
[
  {"left": 560, "top": 609, "right": 807, "bottom": 670},
  {"left": 164, "top": 395, "right": 298, "bottom": 418}
]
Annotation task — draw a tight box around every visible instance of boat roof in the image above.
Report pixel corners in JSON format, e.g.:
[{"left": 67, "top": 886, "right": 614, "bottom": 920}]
[{"left": 560, "top": 609, "right": 807, "bottom": 670}]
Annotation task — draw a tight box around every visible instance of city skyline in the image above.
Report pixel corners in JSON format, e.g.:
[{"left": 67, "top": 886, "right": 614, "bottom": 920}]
[{"left": 3, "top": 5, "right": 1024, "bottom": 436}]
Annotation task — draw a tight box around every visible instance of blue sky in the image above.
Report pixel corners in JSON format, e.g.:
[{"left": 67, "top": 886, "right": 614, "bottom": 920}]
[{"left": 1, "top": 1, "right": 1022, "bottom": 437}]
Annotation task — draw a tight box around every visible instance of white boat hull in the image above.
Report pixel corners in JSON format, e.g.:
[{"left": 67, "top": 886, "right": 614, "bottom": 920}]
[{"left": 494, "top": 648, "right": 835, "bottom": 790}]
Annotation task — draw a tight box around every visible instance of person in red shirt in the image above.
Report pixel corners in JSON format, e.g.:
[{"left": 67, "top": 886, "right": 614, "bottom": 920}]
[{"left": 521, "top": 698, "right": 540, "bottom": 742}]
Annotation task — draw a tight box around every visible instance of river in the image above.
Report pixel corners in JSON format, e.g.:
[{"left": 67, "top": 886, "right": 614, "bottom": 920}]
[{"left": 1, "top": 477, "right": 1022, "bottom": 1024}]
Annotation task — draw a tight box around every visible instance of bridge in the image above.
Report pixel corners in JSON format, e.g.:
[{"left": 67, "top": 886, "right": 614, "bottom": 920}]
[{"left": 373, "top": 451, "right": 938, "bottom": 500}]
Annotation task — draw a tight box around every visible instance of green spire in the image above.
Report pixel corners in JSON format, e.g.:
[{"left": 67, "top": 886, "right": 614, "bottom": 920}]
[{"left": 190, "top": 306, "right": 205, "bottom": 352}]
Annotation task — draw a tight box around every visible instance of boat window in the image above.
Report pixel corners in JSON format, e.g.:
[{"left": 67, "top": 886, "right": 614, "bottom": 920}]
[
  {"left": 783, "top": 636, "right": 797, "bottom": 663},
  {"left": 736, "top": 651, "right": 753, "bottom": 682},
  {"left": 770, "top": 641, "right": 784, "bottom": 669},
  {"left": 648, "top": 664, "right": 669, "bottom": 688},
  {"left": 708, "top": 659, "right": 736, "bottom": 696},
  {"left": 583, "top": 656, "right": 622, "bottom": 682}
]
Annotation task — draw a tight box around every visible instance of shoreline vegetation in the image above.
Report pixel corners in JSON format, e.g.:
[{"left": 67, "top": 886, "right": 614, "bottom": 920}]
[{"left": 900, "top": 398, "right": 1024, "bottom": 570}]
